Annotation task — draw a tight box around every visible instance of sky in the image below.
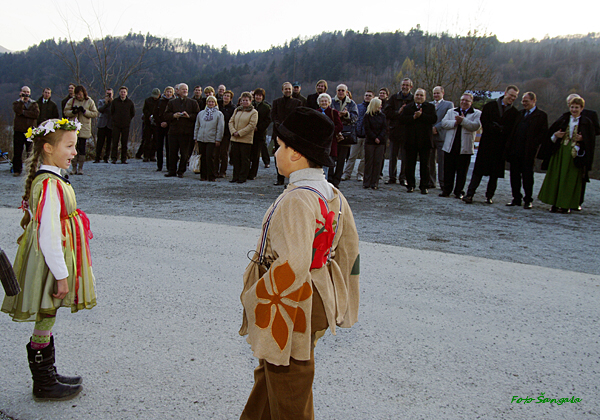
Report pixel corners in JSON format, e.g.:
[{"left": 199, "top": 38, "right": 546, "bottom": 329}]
[{"left": 1, "top": 0, "right": 598, "bottom": 53}]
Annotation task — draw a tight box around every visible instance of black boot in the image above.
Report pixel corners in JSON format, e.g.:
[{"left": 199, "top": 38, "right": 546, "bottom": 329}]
[
  {"left": 27, "top": 340, "right": 83, "bottom": 401},
  {"left": 48, "top": 336, "right": 83, "bottom": 385}
]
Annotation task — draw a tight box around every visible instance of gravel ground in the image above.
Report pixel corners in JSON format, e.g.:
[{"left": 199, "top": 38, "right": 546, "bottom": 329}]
[
  {"left": 0, "top": 158, "right": 599, "bottom": 420},
  {"left": 1, "top": 157, "right": 598, "bottom": 275}
]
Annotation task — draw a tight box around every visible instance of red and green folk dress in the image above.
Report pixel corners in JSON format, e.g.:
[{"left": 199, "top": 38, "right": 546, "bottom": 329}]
[{"left": 2, "top": 167, "right": 96, "bottom": 322}]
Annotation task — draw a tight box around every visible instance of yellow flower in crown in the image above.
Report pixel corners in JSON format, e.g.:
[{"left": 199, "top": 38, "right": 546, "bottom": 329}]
[
  {"left": 25, "top": 127, "right": 34, "bottom": 139},
  {"left": 26, "top": 118, "right": 82, "bottom": 141}
]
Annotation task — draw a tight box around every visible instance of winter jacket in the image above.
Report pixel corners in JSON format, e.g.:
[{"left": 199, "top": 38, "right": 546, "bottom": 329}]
[
  {"left": 194, "top": 109, "right": 224, "bottom": 143},
  {"left": 64, "top": 97, "right": 99, "bottom": 138}
]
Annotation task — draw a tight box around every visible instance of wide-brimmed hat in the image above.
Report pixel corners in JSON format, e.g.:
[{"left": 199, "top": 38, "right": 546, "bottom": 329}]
[{"left": 277, "top": 107, "right": 335, "bottom": 168}]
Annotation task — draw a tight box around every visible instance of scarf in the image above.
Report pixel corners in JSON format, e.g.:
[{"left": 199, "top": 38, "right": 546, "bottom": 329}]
[{"left": 204, "top": 107, "right": 217, "bottom": 122}]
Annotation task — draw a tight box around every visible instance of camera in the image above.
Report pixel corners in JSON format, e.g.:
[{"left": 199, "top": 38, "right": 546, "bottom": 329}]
[{"left": 20, "top": 93, "right": 30, "bottom": 98}]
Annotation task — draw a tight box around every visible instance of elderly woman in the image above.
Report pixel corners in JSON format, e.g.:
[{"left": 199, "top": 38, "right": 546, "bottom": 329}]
[
  {"left": 194, "top": 95, "right": 224, "bottom": 181},
  {"left": 363, "top": 97, "right": 388, "bottom": 189},
  {"left": 317, "top": 93, "right": 343, "bottom": 177},
  {"left": 64, "top": 85, "right": 98, "bottom": 174},
  {"left": 538, "top": 97, "right": 595, "bottom": 213},
  {"left": 228, "top": 91, "right": 258, "bottom": 183},
  {"left": 155, "top": 86, "right": 174, "bottom": 172}
]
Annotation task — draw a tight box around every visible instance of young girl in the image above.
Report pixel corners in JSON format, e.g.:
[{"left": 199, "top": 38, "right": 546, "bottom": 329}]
[{"left": 2, "top": 118, "right": 96, "bottom": 401}]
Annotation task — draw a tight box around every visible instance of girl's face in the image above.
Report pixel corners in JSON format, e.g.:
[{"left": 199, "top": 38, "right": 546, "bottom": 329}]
[
  {"left": 75, "top": 91, "right": 84, "bottom": 101},
  {"left": 44, "top": 131, "right": 78, "bottom": 170},
  {"left": 241, "top": 97, "right": 251, "bottom": 107},
  {"left": 206, "top": 99, "right": 216, "bottom": 108},
  {"left": 165, "top": 89, "right": 174, "bottom": 99}
]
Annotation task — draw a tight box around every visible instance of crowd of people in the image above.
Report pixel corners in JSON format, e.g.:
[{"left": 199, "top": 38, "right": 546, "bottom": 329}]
[{"left": 11, "top": 79, "right": 598, "bottom": 212}]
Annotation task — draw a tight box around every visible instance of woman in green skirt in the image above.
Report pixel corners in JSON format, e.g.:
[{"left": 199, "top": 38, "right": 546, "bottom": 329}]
[{"left": 538, "top": 97, "right": 595, "bottom": 213}]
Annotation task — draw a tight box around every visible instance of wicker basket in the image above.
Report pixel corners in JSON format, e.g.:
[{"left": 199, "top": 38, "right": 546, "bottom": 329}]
[{"left": 0, "top": 248, "right": 20, "bottom": 296}]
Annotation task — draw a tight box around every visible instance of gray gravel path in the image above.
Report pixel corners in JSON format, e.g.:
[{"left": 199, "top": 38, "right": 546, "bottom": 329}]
[{"left": 0, "top": 159, "right": 599, "bottom": 419}]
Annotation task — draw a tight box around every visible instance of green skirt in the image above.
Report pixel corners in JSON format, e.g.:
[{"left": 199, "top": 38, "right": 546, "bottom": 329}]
[{"left": 538, "top": 141, "right": 582, "bottom": 209}]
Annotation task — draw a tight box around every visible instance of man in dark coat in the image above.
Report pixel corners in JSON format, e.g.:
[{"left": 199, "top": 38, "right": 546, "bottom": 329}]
[
  {"left": 61, "top": 83, "right": 75, "bottom": 118},
  {"left": 306, "top": 80, "right": 328, "bottom": 110},
  {"left": 12, "top": 86, "right": 40, "bottom": 175},
  {"left": 292, "top": 82, "right": 307, "bottom": 107},
  {"left": 110, "top": 86, "right": 136, "bottom": 164},
  {"left": 271, "top": 82, "right": 301, "bottom": 185},
  {"left": 36, "top": 88, "right": 59, "bottom": 125},
  {"left": 249, "top": 88, "right": 272, "bottom": 180},
  {"left": 137, "top": 88, "right": 161, "bottom": 161},
  {"left": 397, "top": 88, "right": 437, "bottom": 194},
  {"left": 95, "top": 88, "right": 114, "bottom": 163},
  {"left": 164, "top": 83, "right": 200, "bottom": 178},
  {"left": 383, "top": 78, "right": 414, "bottom": 185},
  {"left": 504, "top": 92, "right": 548, "bottom": 209},
  {"left": 464, "top": 85, "right": 519, "bottom": 203}
]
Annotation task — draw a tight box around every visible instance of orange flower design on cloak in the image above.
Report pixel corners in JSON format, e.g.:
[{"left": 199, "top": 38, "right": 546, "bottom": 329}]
[{"left": 255, "top": 261, "right": 312, "bottom": 351}]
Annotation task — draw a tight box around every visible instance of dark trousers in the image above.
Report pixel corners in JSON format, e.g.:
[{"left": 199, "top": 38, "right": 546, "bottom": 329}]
[
  {"left": 509, "top": 156, "right": 534, "bottom": 203},
  {"left": 168, "top": 132, "right": 193, "bottom": 175},
  {"left": 137, "top": 123, "right": 156, "bottom": 159},
  {"left": 12, "top": 131, "right": 31, "bottom": 174},
  {"left": 230, "top": 141, "right": 252, "bottom": 182},
  {"left": 467, "top": 172, "right": 498, "bottom": 199},
  {"left": 198, "top": 142, "right": 216, "bottom": 181},
  {"left": 249, "top": 138, "right": 265, "bottom": 179},
  {"left": 405, "top": 143, "right": 431, "bottom": 190},
  {"left": 155, "top": 127, "right": 169, "bottom": 171},
  {"left": 261, "top": 141, "right": 270, "bottom": 166},
  {"left": 76, "top": 137, "right": 87, "bottom": 157},
  {"left": 111, "top": 125, "right": 130, "bottom": 162},
  {"left": 364, "top": 144, "right": 385, "bottom": 188},
  {"left": 443, "top": 151, "right": 471, "bottom": 196},
  {"left": 329, "top": 145, "right": 351, "bottom": 187},
  {"left": 214, "top": 135, "right": 230, "bottom": 176},
  {"left": 96, "top": 127, "right": 112, "bottom": 161},
  {"left": 388, "top": 139, "right": 406, "bottom": 182}
]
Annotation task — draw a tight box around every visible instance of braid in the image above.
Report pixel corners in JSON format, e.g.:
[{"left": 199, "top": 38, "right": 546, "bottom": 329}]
[{"left": 16, "top": 142, "right": 44, "bottom": 243}]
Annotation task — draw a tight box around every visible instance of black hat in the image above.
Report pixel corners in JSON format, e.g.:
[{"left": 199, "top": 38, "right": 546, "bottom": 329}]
[
  {"left": 292, "top": 81, "right": 301, "bottom": 87},
  {"left": 278, "top": 107, "right": 335, "bottom": 168}
]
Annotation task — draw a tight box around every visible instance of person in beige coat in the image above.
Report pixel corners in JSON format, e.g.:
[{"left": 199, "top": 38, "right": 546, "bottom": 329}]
[
  {"left": 64, "top": 86, "right": 98, "bottom": 174},
  {"left": 228, "top": 92, "right": 258, "bottom": 183}
]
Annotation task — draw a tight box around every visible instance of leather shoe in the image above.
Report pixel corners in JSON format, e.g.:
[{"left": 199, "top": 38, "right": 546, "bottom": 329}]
[
  {"left": 454, "top": 193, "right": 464, "bottom": 199},
  {"left": 273, "top": 181, "right": 284, "bottom": 186},
  {"left": 523, "top": 202, "right": 533, "bottom": 209},
  {"left": 176, "top": 173, "right": 183, "bottom": 178},
  {"left": 485, "top": 197, "right": 493, "bottom": 204},
  {"left": 506, "top": 199, "right": 522, "bottom": 207},
  {"left": 385, "top": 179, "right": 396, "bottom": 184},
  {"left": 462, "top": 195, "right": 473, "bottom": 204},
  {"left": 420, "top": 189, "right": 428, "bottom": 195},
  {"left": 406, "top": 187, "right": 414, "bottom": 193},
  {"left": 399, "top": 180, "right": 408, "bottom": 186},
  {"left": 164, "top": 173, "right": 176, "bottom": 177},
  {"left": 438, "top": 192, "right": 450, "bottom": 197}
]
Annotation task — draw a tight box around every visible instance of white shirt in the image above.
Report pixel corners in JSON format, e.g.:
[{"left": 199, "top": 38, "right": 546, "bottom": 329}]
[
  {"left": 289, "top": 168, "right": 334, "bottom": 200},
  {"left": 38, "top": 165, "right": 69, "bottom": 280}
]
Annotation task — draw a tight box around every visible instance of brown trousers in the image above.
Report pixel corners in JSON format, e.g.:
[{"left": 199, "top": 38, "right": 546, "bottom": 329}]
[{"left": 240, "top": 289, "right": 328, "bottom": 420}]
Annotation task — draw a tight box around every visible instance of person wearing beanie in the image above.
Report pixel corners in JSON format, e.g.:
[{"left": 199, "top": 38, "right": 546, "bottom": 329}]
[{"left": 239, "top": 107, "right": 360, "bottom": 420}]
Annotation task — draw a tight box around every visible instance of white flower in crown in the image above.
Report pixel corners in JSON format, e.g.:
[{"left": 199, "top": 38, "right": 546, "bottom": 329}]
[{"left": 26, "top": 118, "right": 82, "bottom": 141}]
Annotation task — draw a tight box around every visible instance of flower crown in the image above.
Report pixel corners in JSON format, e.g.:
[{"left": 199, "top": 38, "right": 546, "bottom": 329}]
[{"left": 25, "top": 118, "right": 81, "bottom": 141}]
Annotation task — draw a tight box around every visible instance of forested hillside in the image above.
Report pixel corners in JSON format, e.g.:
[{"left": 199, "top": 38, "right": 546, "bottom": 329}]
[{"left": 1, "top": 28, "right": 599, "bottom": 127}]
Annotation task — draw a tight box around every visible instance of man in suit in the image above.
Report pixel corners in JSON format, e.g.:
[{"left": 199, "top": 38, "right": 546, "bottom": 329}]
[
  {"left": 397, "top": 88, "right": 437, "bottom": 194},
  {"left": 384, "top": 78, "right": 414, "bottom": 185},
  {"left": 566, "top": 93, "right": 599, "bottom": 209},
  {"left": 429, "top": 86, "right": 454, "bottom": 190},
  {"left": 271, "top": 82, "right": 302, "bottom": 185},
  {"left": 36, "top": 88, "right": 59, "bottom": 125},
  {"left": 12, "top": 86, "right": 40, "bottom": 176},
  {"left": 505, "top": 92, "right": 548, "bottom": 209},
  {"left": 439, "top": 93, "right": 482, "bottom": 198},
  {"left": 306, "top": 80, "right": 328, "bottom": 110},
  {"left": 463, "top": 85, "right": 520, "bottom": 204}
]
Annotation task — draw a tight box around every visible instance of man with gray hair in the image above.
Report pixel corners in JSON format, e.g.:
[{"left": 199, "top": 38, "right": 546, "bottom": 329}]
[
  {"left": 330, "top": 83, "right": 359, "bottom": 188},
  {"left": 430, "top": 86, "right": 454, "bottom": 189},
  {"left": 164, "top": 83, "right": 200, "bottom": 178},
  {"left": 12, "top": 86, "right": 40, "bottom": 176}
]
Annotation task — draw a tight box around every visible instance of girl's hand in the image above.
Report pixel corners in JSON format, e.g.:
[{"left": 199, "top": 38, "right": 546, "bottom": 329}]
[
  {"left": 554, "top": 130, "right": 565, "bottom": 139},
  {"left": 573, "top": 132, "right": 583, "bottom": 142},
  {"left": 52, "top": 278, "right": 69, "bottom": 299}
]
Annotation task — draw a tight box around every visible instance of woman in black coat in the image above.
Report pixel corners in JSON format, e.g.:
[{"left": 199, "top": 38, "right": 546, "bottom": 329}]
[{"left": 363, "top": 98, "right": 388, "bottom": 189}]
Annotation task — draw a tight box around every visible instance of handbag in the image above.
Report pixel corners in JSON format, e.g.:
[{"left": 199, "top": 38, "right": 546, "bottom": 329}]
[
  {"left": 0, "top": 248, "right": 21, "bottom": 296},
  {"left": 188, "top": 142, "right": 201, "bottom": 174},
  {"left": 336, "top": 101, "right": 357, "bottom": 145}
]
